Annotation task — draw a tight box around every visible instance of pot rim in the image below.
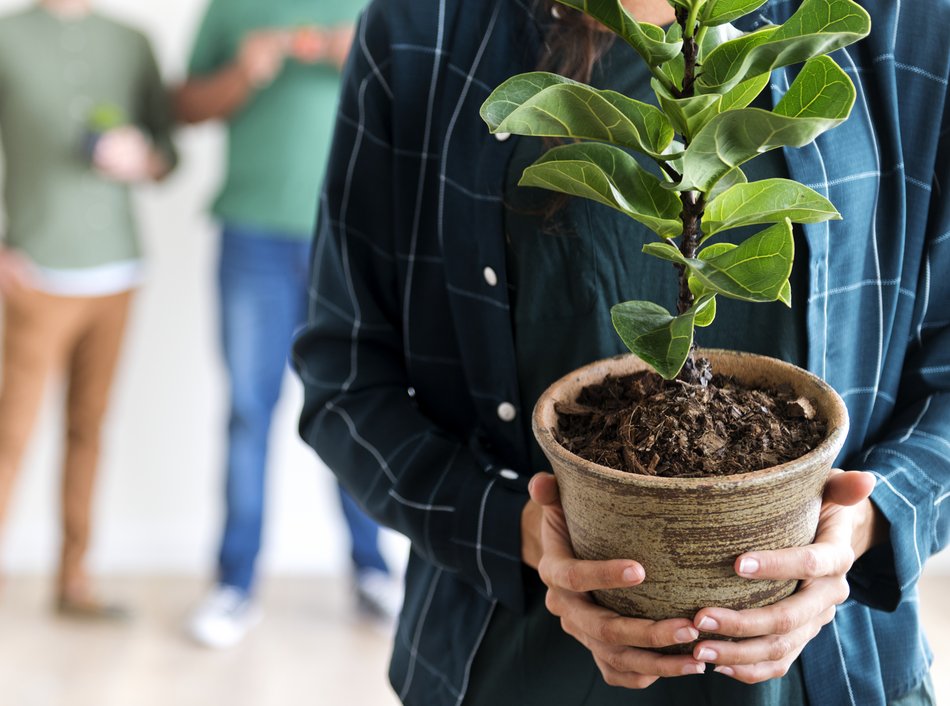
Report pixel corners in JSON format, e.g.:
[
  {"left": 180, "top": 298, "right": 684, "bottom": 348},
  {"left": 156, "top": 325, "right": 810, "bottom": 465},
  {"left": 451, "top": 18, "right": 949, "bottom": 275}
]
[{"left": 532, "top": 349, "right": 850, "bottom": 489}]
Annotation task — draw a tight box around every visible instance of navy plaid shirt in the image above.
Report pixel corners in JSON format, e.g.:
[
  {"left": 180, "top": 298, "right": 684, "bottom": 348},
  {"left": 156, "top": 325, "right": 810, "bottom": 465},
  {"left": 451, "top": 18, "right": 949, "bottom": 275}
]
[{"left": 293, "top": 1, "right": 950, "bottom": 704}]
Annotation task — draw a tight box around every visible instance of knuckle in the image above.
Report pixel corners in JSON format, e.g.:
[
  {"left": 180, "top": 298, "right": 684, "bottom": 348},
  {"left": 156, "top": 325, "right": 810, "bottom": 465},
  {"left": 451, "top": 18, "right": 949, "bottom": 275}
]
[
  {"left": 537, "top": 558, "right": 554, "bottom": 587},
  {"left": 647, "top": 627, "right": 669, "bottom": 649},
  {"left": 802, "top": 547, "right": 824, "bottom": 576},
  {"left": 767, "top": 635, "right": 792, "bottom": 662},
  {"left": 597, "top": 618, "right": 620, "bottom": 645},
  {"left": 601, "top": 648, "right": 626, "bottom": 672},
  {"left": 563, "top": 564, "right": 583, "bottom": 592},
  {"left": 773, "top": 607, "right": 797, "bottom": 635},
  {"left": 835, "top": 578, "right": 851, "bottom": 604}
]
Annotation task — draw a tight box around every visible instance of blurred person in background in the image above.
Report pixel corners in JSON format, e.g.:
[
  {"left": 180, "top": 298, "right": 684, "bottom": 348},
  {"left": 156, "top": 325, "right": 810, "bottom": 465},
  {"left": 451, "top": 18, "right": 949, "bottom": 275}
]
[
  {"left": 0, "top": 0, "right": 177, "bottom": 618},
  {"left": 175, "top": 0, "right": 400, "bottom": 650}
]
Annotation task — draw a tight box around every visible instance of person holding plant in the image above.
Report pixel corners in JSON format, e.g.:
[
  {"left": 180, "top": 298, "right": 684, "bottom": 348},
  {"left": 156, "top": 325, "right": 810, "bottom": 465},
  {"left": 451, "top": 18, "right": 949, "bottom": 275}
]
[
  {"left": 0, "top": 0, "right": 177, "bottom": 618},
  {"left": 175, "top": 0, "right": 400, "bottom": 649},
  {"left": 293, "top": 0, "right": 947, "bottom": 704}
]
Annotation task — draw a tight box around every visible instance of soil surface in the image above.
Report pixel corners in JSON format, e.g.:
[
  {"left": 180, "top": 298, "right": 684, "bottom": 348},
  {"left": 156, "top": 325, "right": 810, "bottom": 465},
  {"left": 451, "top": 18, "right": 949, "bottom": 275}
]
[{"left": 555, "top": 369, "right": 827, "bottom": 478}]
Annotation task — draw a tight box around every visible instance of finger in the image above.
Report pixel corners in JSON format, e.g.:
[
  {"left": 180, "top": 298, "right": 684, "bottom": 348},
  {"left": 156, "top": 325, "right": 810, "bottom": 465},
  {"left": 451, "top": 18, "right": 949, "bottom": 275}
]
[
  {"left": 593, "top": 657, "right": 662, "bottom": 690},
  {"left": 548, "top": 588, "right": 700, "bottom": 649},
  {"left": 694, "top": 606, "right": 833, "bottom": 666},
  {"left": 589, "top": 645, "right": 706, "bottom": 682},
  {"left": 528, "top": 472, "right": 559, "bottom": 506},
  {"left": 712, "top": 656, "right": 798, "bottom": 685},
  {"left": 823, "top": 470, "right": 875, "bottom": 506},
  {"left": 694, "top": 576, "right": 848, "bottom": 638},
  {"left": 734, "top": 540, "right": 855, "bottom": 580},
  {"left": 538, "top": 553, "right": 643, "bottom": 593}
]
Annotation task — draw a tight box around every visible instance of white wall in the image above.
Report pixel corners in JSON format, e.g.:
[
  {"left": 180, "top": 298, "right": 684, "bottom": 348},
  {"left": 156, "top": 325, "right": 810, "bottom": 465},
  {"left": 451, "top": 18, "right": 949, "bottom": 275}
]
[
  {"left": 0, "top": 0, "right": 946, "bottom": 580},
  {"left": 0, "top": 0, "right": 408, "bottom": 578}
]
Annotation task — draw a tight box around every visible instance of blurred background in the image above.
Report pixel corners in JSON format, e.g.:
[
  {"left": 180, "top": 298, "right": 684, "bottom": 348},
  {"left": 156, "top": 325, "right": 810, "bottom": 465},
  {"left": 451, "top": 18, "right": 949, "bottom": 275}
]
[{"left": 0, "top": 1, "right": 945, "bottom": 705}]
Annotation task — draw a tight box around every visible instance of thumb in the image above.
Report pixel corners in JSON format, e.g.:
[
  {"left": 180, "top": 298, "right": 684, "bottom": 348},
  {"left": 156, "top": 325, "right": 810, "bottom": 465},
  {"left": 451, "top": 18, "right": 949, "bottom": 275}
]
[
  {"left": 824, "top": 470, "right": 876, "bottom": 507},
  {"left": 528, "top": 472, "right": 559, "bottom": 507}
]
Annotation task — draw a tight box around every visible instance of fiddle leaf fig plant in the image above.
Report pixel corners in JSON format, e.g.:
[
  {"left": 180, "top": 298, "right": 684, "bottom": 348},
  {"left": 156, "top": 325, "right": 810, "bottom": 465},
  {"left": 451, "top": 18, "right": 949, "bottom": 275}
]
[{"left": 480, "top": 0, "right": 870, "bottom": 382}]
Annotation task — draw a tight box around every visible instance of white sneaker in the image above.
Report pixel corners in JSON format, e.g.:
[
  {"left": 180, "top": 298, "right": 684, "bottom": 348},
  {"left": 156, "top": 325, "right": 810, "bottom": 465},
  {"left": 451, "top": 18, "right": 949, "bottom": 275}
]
[
  {"left": 355, "top": 568, "right": 403, "bottom": 622},
  {"left": 185, "top": 585, "right": 261, "bottom": 649}
]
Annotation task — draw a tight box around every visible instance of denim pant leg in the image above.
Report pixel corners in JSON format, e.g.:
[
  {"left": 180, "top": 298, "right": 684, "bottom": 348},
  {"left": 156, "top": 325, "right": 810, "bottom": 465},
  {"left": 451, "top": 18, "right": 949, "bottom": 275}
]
[
  {"left": 337, "top": 484, "right": 388, "bottom": 574},
  {"left": 217, "top": 227, "right": 310, "bottom": 594}
]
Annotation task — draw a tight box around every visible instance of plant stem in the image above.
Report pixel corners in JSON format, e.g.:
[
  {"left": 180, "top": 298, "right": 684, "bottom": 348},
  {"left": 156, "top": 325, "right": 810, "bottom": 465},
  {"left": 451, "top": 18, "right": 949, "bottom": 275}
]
[{"left": 675, "top": 5, "right": 707, "bottom": 384}]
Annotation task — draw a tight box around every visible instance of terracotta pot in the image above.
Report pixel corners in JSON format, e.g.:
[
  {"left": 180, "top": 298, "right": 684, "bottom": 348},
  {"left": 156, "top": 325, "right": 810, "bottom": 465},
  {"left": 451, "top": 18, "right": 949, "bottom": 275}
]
[{"left": 532, "top": 349, "right": 849, "bottom": 622}]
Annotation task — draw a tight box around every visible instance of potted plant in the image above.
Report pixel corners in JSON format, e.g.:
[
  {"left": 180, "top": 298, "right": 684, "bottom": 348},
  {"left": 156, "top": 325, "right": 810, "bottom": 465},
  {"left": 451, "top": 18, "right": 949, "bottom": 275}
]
[{"left": 480, "top": 0, "right": 869, "bottom": 623}]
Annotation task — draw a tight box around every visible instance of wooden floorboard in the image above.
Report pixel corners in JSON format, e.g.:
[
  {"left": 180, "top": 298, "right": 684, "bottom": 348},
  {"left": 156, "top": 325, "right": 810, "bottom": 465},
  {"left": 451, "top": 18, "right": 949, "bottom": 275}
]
[{"left": 0, "top": 574, "right": 946, "bottom": 705}]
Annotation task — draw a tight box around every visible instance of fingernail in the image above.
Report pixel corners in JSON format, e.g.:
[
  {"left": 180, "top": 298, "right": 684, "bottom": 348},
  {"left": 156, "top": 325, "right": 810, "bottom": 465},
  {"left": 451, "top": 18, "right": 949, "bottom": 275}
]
[
  {"left": 714, "top": 666, "right": 735, "bottom": 677},
  {"left": 697, "top": 616, "right": 720, "bottom": 632},
  {"left": 738, "top": 557, "right": 760, "bottom": 576},
  {"left": 697, "top": 647, "right": 718, "bottom": 661},
  {"left": 675, "top": 627, "right": 699, "bottom": 643},
  {"left": 681, "top": 663, "right": 705, "bottom": 675},
  {"left": 622, "top": 566, "right": 642, "bottom": 583}
]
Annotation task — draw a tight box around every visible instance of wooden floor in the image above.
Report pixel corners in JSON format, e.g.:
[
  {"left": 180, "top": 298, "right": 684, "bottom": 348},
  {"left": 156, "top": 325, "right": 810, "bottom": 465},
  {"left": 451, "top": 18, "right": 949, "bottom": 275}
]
[{"left": 0, "top": 575, "right": 946, "bottom": 706}]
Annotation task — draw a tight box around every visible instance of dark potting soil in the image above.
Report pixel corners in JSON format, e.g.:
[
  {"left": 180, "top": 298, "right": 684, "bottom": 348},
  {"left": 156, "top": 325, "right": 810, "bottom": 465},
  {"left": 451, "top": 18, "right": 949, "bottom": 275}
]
[{"left": 555, "top": 369, "right": 827, "bottom": 478}]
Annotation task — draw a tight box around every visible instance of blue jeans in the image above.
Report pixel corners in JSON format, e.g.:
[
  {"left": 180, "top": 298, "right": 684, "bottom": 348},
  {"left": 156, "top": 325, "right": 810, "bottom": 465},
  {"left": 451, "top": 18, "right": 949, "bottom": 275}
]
[{"left": 217, "top": 225, "right": 388, "bottom": 594}]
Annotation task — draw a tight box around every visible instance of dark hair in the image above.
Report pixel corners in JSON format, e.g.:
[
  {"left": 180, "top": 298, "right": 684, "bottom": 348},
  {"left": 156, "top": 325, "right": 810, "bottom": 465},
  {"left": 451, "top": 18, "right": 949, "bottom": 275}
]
[
  {"left": 536, "top": 0, "right": 616, "bottom": 82},
  {"left": 528, "top": 2, "right": 617, "bottom": 224}
]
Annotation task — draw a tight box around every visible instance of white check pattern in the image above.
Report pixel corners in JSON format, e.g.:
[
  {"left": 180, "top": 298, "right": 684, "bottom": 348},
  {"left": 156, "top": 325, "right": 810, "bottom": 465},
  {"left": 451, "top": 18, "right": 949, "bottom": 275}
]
[{"left": 292, "top": 1, "right": 950, "bottom": 704}]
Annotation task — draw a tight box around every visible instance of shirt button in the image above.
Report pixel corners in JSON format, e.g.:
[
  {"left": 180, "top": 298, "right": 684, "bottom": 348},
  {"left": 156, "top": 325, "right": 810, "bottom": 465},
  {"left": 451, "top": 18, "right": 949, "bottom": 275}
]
[
  {"left": 483, "top": 266, "right": 498, "bottom": 287},
  {"left": 494, "top": 131, "right": 512, "bottom": 142},
  {"left": 499, "top": 468, "right": 519, "bottom": 481},
  {"left": 497, "top": 402, "right": 517, "bottom": 422}
]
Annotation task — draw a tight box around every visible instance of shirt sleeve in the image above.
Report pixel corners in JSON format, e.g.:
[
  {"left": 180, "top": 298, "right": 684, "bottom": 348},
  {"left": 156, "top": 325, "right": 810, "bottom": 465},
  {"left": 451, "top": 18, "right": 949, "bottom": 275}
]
[
  {"left": 187, "top": 0, "right": 231, "bottom": 77},
  {"left": 292, "top": 4, "right": 527, "bottom": 614},
  {"left": 847, "top": 106, "right": 950, "bottom": 612},
  {"left": 136, "top": 34, "right": 178, "bottom": 172}
]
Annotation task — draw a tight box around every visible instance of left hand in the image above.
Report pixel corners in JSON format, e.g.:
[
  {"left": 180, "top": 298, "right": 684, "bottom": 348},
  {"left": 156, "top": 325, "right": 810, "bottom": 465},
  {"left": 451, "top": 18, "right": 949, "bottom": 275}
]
[
  {"left": 93, "top": 126, "right": 163, "bottom": 182},
  {"left": 690, "top": 470, "right": 880, "bottom": 683}
]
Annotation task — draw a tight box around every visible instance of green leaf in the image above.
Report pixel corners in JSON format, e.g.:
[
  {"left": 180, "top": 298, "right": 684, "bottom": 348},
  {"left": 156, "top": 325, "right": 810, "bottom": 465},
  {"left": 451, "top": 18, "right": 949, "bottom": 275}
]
[
  {"left": 698, "top": 0, "right": 871, "bottom": 93},
  {"left": 778, "top": 280, "right": 792, "bottom": 306},
  {"left": 707, "top": 167, "right": 747, "bottom": 202},
  {"left": 702, "top": 178, "right": 841, "bottom": 238},
  {"left": 689, "top": 220, "right": 795, "bottom": 302},
  {"left": 653, "top": 80, "right": 722, "bottom": 140},
  {"left": 555, "top": 0, "right": 682, "bottom": 65},
  {"left": 480, "top": 72, "right": 675, "bottom": 159},
  {"left": 702, "top": 0, "right": 770, "bottom": 26},
  {"left": 675, "top": 56, "right": 856, "bottom": 192},
  {"left": 693, "top": 294, "right": 718, "bottom": 327},
  {"left": 610, "top": 295, "right": 715, "bottom": 379},
  {"left": 718, "top": 71, "right": 771, "bottom": 112},
  {"left": 687, "top": 243, "right": 732, "bottom": 323},
  {"left": 520, "top": 143, "right": 684, "bottom": 238}
]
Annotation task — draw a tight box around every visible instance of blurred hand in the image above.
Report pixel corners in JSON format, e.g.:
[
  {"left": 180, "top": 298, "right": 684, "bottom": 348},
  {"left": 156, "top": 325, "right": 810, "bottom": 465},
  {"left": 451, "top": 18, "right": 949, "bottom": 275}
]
[
  {"left": 323, "top": 26, "right": 355, "bottom": 70},
  {"left": 93, "top": 126, "right": 157, "bottom": 183},
  {"left": 691, "top": 470, "right": 877, "bottom": 684},
  {"left": 526, "top": 472, "right": 706, "bottom": 688},
  {"left": 289, "top": 26, "right": 328, "bottom": 64},
  {"left": 0, "top": 249, "right": 33, "bottom": 296},
  {"left": 238, "top": 30, "right": 290, "bottom": 88}
]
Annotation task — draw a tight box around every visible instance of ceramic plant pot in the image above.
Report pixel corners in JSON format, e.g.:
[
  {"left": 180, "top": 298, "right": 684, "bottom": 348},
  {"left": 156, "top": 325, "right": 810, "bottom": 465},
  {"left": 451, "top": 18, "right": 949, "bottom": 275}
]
[{"left": 532, "top": 349, "right": 849, "bottom": 622}]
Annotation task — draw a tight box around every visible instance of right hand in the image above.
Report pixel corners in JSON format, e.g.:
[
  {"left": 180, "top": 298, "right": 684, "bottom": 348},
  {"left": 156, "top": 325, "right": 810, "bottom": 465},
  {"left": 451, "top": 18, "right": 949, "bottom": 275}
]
[
  {"left": 526, "top": 472, "right": 707, "bottom": 688},
  {"left": 0, "top": 249, "right": 33, "bottom": 296},
  {"left": 237, "top": 31, "right": 290, "bottom": 88}
]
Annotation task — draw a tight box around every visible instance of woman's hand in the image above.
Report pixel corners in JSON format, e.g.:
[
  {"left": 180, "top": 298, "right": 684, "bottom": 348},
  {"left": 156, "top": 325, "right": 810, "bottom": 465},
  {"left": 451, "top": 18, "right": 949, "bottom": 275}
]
[
  {"left": 526, "top": 473, "right": 707, "bottom": 688},
  {"left": 0, "top": 249, "right": 33, "bottom": 296},
  {"left": 690, "top": 470, "right": 880, "bottom": 683}
]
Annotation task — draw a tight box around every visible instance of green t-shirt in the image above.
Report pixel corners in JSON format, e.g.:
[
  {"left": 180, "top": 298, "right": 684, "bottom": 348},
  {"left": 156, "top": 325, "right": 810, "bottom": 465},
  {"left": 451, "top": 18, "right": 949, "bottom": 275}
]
[
  {"left": 0, "top": 6, "right": 177, "bottom": 269},
  {"left": 188, "top": 0, "right": 368, "bottom": 238}
]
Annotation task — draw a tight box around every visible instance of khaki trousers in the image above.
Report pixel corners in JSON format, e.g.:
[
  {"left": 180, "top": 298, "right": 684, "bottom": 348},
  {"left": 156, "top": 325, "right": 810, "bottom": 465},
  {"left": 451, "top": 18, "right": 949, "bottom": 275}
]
[{"left": 0, "top": 287, "right": 131, "bottom": 595}]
